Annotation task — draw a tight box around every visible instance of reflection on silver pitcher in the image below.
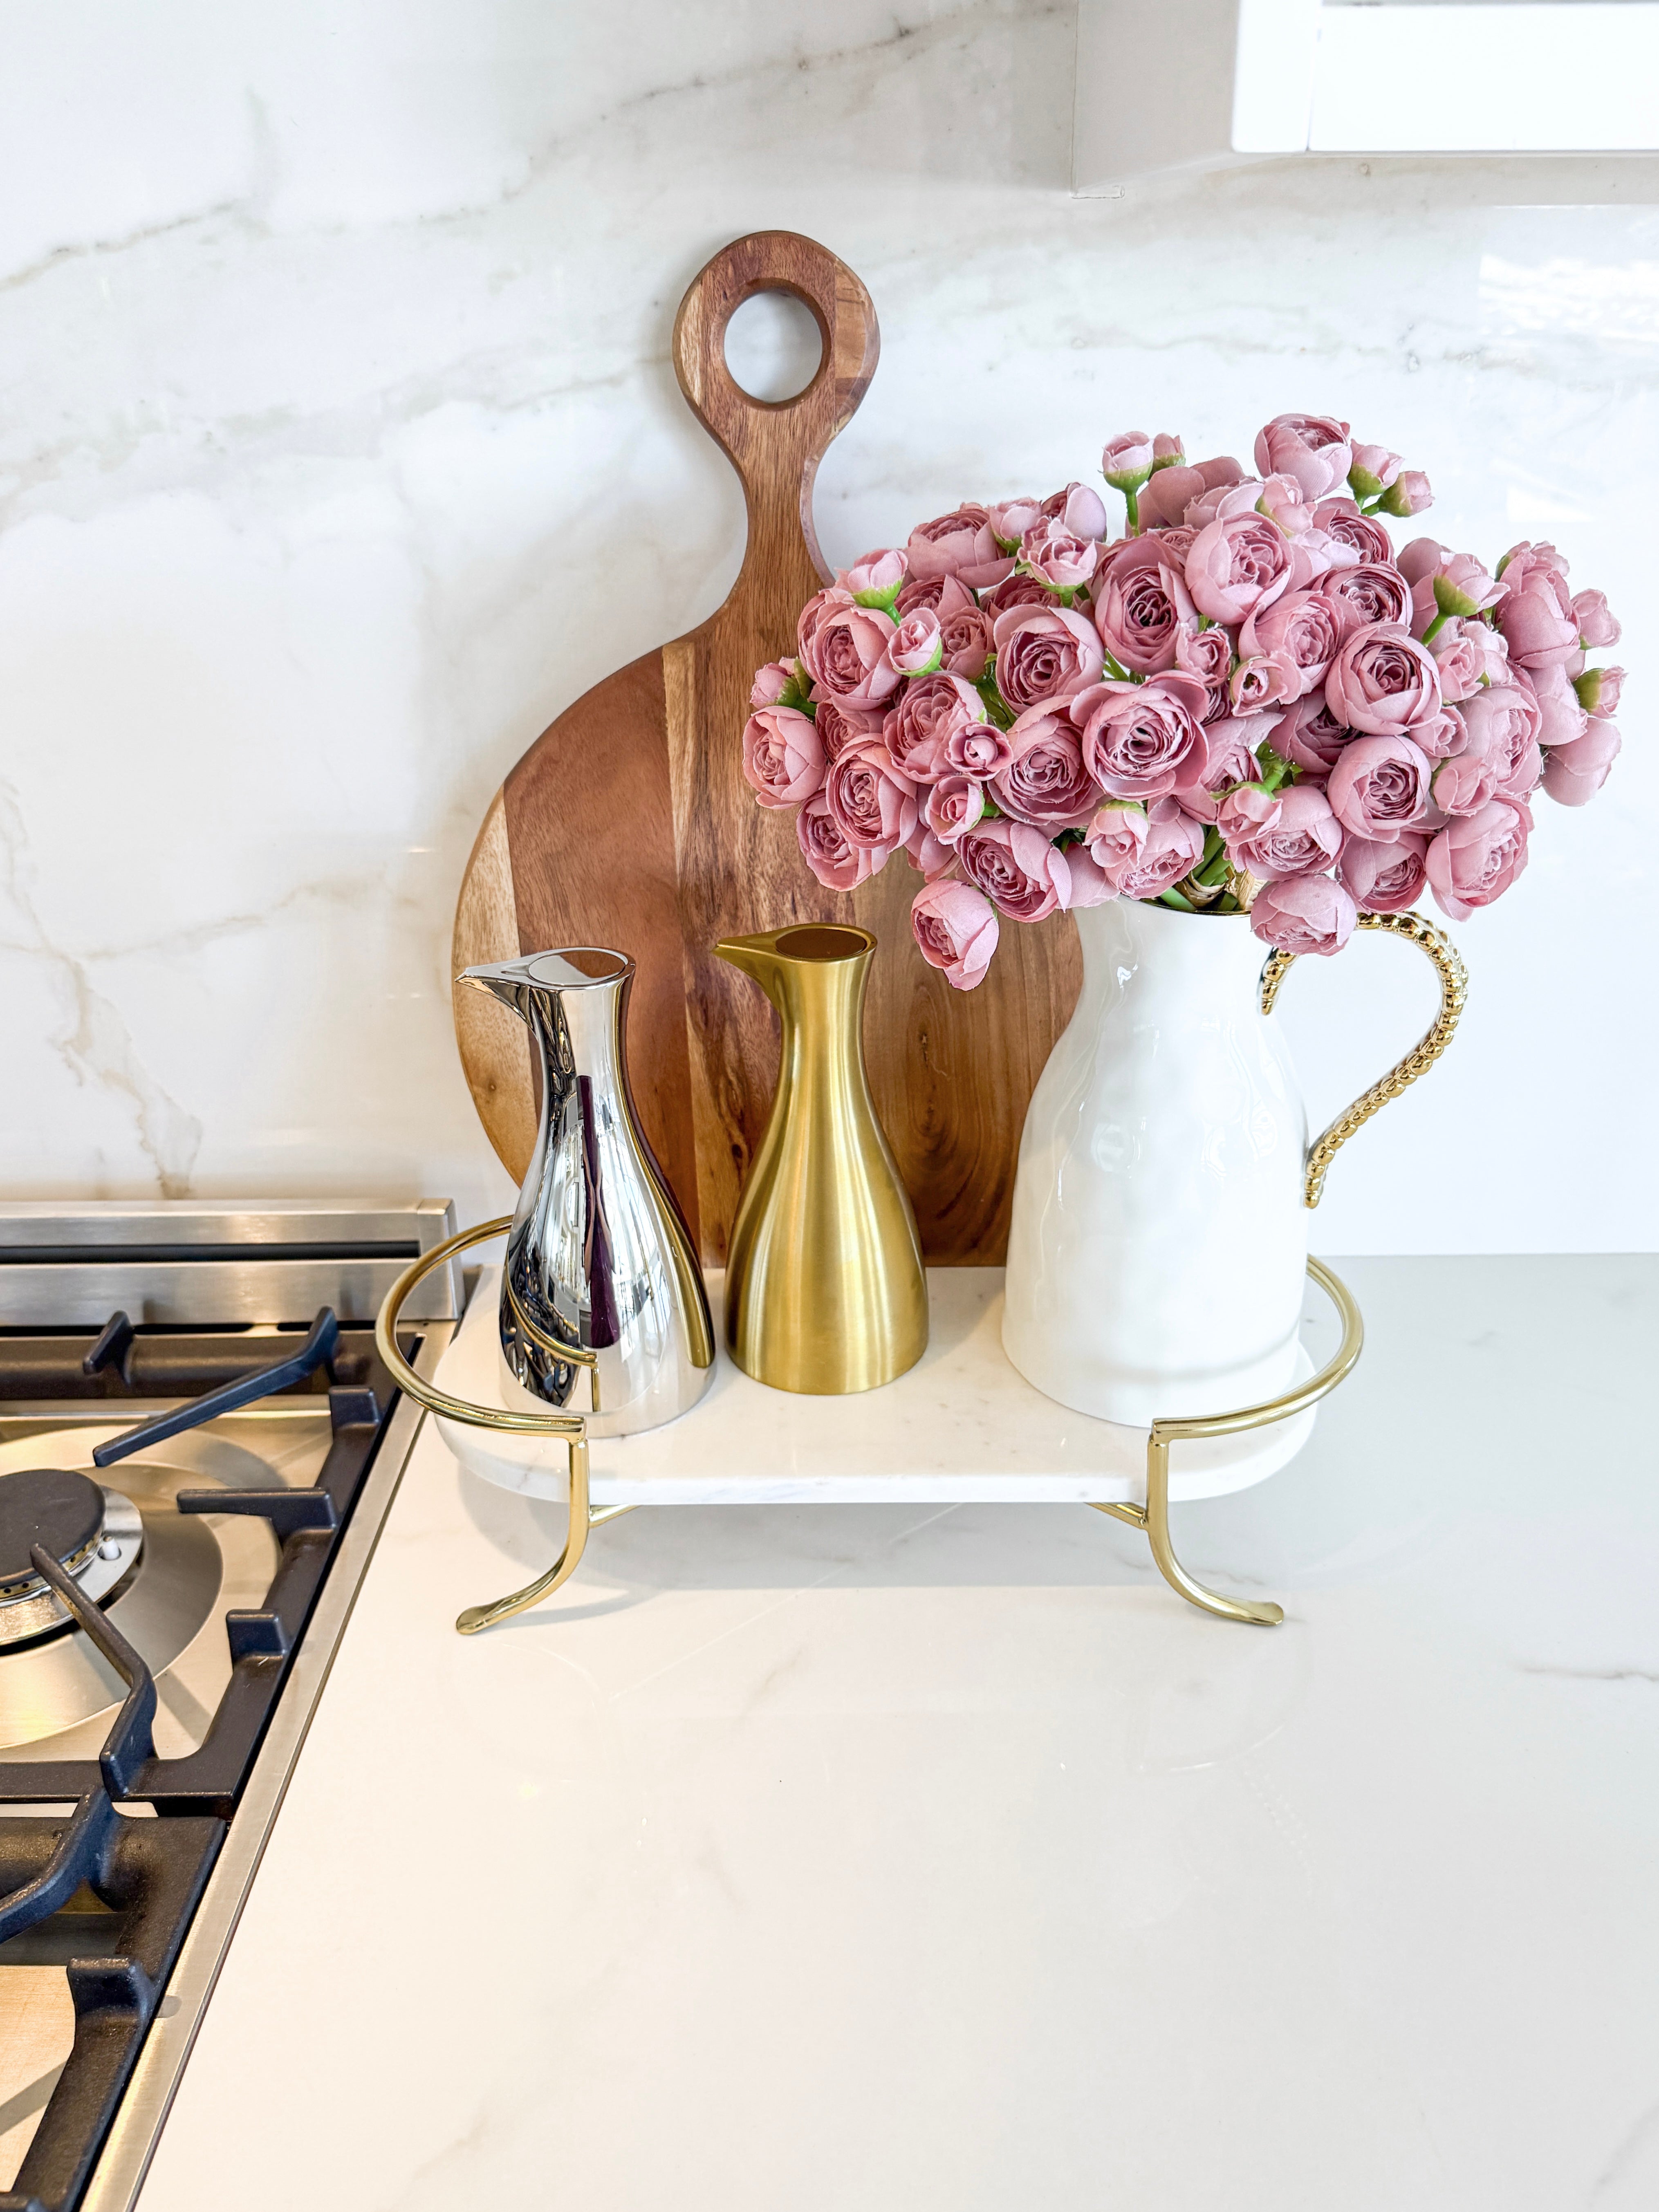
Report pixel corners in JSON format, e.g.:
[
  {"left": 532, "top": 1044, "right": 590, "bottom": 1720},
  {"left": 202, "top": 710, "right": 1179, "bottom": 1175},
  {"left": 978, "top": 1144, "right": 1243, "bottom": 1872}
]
[{"left": 457, "top": 948, "right": 715, "bottom": 1437}]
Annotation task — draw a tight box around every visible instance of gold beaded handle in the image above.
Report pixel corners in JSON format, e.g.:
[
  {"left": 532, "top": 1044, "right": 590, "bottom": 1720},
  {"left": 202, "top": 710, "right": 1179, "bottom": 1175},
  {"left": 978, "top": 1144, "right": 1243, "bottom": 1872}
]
[{"left": 1259, "top": 910, "right": 1469, "bottom": 1210}]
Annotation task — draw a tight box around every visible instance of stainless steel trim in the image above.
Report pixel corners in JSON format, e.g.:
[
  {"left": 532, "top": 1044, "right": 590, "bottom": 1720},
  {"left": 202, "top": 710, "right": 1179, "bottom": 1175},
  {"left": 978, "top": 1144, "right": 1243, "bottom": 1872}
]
[
  {"left": 0, "top": 1199, "right": 456, "bottom": 1246},
  {"left": 0, "top": 1200, "right": 462, "bottom": 1324},
  {"left": 76, "top": 1318, "right": 453, "bottom": 2212}
]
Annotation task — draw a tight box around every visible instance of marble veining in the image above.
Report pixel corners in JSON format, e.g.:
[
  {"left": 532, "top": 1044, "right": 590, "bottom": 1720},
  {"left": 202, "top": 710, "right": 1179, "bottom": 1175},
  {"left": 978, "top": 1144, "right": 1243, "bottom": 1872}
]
[
  {"left": 136, "top": 1255, "right": 1659, "bottom": 2210},
  {"left": 0, "top": 2, "right": 1653, "bottom": 1248}
]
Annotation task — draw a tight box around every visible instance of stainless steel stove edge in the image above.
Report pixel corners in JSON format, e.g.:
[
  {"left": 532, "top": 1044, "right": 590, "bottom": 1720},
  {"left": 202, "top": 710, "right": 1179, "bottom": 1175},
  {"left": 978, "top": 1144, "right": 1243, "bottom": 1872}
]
[
  {"left": 0, "top": 1198, "right": 463, "bottom": 1326},
  {"left": 75, "top": 1313, "right": 455, "bottom": 2212}
]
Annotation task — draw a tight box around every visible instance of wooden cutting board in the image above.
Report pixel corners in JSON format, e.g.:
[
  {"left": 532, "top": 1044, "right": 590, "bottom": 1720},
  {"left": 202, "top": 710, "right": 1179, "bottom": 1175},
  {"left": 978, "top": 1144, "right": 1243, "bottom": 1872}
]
[{"left": 453, "top": 230, "right": 1081, "bottom": 1265}]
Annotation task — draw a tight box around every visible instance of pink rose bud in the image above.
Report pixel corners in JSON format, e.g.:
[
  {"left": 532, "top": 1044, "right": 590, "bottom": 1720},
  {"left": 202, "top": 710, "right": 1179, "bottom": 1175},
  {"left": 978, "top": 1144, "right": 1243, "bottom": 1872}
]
[
  {"left": 1240, "top": 587, "right": 1346, "bottom": 692},
  {"left": 1101, "top": 432, "right": 1155, "bottom": 491},
  {"left": 1347, "top": 443, "right": 1402, "bottom": 498},
  {"left": 889, "top": 671, "right": 986, "bottom": 782},
  {"left": 1249, "top": 873, "right": 1357, "bottom": 957},
  {"left": 1325, "top": 561, "right": 1412, "bottom": 637},
  {"left": 1173, "top": 620, "right": 1232, "bottom": 689},
  {"left": 1430, "top": 615, "right": 1510, "bottom": 703},
  {"left": 911, "top": 879, "right": 1000, "bottom": 990},
  {"left": 1085, "top": 798, "right": 1150, "bottom": 872},
  {"left": 1093, "top": 797, "right": 1207, "bottom": 901},
  {"left": 1327, "top": 731, "right": 1435, "bottom": 839},
  {"left": 994, "top": 604, "right": 1105, "bottom": 708},
  {"left": 826, "top": 738, "right": 919, "bottom": 852},
  {"left": 1215, "top": 782, "right": 1282, "bottom": 847},
  {"left": 944, "top": 718, "right": 1014, "bottom": 777},
  {"left": 841, "top": 548, "right": 907, "bottom": 607},
  {"left": 1045, "top": 480, "right": 1110, "bottom": 540},
  {"left": 1425, "top": 796, "right": 1531, "bottom": 919},
  {"left": 1093, "top": 537, "right": 1196, "bottom": 675},
  {"left": 1411, "top": 551, "right": 1506, "bottom": 633},
  {"left": 1313, "top": 498, "right": 1394, "bottom": 565},
  {"left": 1430, "top": 739, "right": 1502, "bottom": 820},
  {"left": 925, "top": 773, "right": 986, "bottom": 844},
  {"left": 1230, "top": 652, "right": 1303, "bottom": 712},
  {"left": 1571, "top": 589, "right": 1620, "bottom": 648},
  {"left": 742, "top": 707, "right": 825, "bottom": 810},
  {"left": 1076, "top": 671, "right": 1209, "bottom": 800},
  {"left": 1459, "top": 681, "right": 1544, "bottom": 798},
  {"left": 1522, "top": 663, "right": 1587, "bottom": 750},
  {"left": 1574, "top": 664, "right": 1623, "bottom": 717},
  {"left": 797, "top": 789, "right": 883, "bottom": 893},
  {"left": 1498, "top": 540, "right": 1569, "bottom": 586},
  {"left": 1135, "top": 454, "right": 1244, "bottom": 531},
  {"left": 1541, "top": 721, "right": 1621, "bottom": 807},
  {"left": 814, "top": 696, "right": 884, "bottom": 762},
  {"left": 1184, "top": 511, "right": 1295, "bottom": 625},
  {"left": 989, "top": 497, "right": 1046, "bottom": 549},
  {"left": 955, "top": 816, "right": 1073, "bottom": 921},
  {"left": 803, "top": 602, "right": 903, "bottom": 709},
  {"left": 903, "top": 820, "right": 953, "bottom": 879},
  {"left": 750, "top": 659, "right": 796, "bottom": 708},
  {"left": 1336, "top": 831, "right": 1428, "bottom": 914},
  {"left": 1060, "top": 844, "right": 1117, "bottom": 908},
  {"left": 1255, "top": 474, "right": 1313, "bottom": 537},
  {"left": 1253, "top": 414, "right": 1354, "bottom": 502},
  {"left": 1172, "top": 715, "right": 1273, "bottom": 820},
  {"left": 936, "top": 576, "right": 993, "bottom": 680},
  {"left": 1228, "top": 782, "right": 1343, "bottom": 878},
  {"left": 906, "top": 505, "right": 1014, "bottom": 592},
  {"left": 895, "top": 576, "right": 943, "bottom": 618},
  {"left": 1494, "top": 551, "right": 1581, "bottom": 671},
  {"left": 1150, "top": 433, "right": 1185, "bottom": 471},
  {"left": 1019, "top": 519, "right": 1100, "bottom": 592},
  {"left": 1379, "top": 471, "right": 1433, "bottom": 518},
  {"left": 884, "top": 607, "right": 945, "bottom": 679},
  {"left": 1275, "top": 692, "right": 1353, "bottom": 778},
  {"left": 1324, "top": 621, "right": 1444, "bottom": 735},
  {"left": 992, "top": 705, "right": 1105, "bottom": 831}
]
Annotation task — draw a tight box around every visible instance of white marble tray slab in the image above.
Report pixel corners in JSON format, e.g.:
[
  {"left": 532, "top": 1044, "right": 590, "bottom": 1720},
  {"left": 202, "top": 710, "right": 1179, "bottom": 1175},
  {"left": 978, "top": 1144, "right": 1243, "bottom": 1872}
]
[{"left": 434, "top": 1266, "right": 1317, "bottom": 1508}]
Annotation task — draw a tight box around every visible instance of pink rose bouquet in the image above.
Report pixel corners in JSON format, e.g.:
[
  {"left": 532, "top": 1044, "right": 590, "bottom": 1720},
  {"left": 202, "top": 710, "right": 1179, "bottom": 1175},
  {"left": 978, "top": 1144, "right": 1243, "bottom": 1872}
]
[{"left": 742, "top": 412, "right": 1628, "bottom": 979}]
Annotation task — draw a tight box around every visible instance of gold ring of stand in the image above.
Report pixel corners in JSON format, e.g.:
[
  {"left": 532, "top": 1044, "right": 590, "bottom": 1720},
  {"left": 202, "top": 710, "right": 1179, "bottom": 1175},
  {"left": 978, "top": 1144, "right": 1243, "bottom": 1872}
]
[{"left": 377, "top": 1224, "right": 1363, "bottom": 1636}]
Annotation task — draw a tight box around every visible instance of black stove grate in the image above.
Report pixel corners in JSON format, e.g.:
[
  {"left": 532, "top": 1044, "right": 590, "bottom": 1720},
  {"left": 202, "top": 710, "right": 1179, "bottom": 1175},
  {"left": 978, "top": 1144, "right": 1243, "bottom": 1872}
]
[
  {"left": 0, "top": 1322, "right": 405, "bottom": 1818},
  {"left": 0, "top": 1539, "right": 226, "bottom": 2212}
]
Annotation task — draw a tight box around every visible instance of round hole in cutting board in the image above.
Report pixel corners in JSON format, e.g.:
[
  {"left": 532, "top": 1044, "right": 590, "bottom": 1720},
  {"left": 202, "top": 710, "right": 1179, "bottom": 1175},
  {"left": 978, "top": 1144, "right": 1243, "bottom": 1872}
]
[
  {"left": 723, "top": 290, "right": 823, "bottom": 402},
  {"left": 774, "top": 926, "right": 870, "bottom": 962}
]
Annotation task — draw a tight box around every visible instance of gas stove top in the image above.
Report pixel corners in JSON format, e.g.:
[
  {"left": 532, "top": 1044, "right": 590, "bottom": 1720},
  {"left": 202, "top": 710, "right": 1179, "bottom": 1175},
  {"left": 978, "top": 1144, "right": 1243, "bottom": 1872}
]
[{"left": 0, "top": 1203, "right": 460, "bottom": 2212}]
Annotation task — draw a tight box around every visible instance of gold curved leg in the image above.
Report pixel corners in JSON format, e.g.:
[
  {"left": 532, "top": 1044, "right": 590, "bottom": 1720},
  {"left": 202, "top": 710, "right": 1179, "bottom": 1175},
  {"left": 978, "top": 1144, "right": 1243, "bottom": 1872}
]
[
  {"left": 455, "top": 1439, "right": 635, "bottom": 1635},
  {"left": 1090, "top": 1454, "right": 1282, "bottom": 1625},
  {"left": 1143, "top": 1437, "right": 1282, "bottom": 1626},
  {"left": 1085, "top": 1259, "right": 1366, "bottom": 1626}
]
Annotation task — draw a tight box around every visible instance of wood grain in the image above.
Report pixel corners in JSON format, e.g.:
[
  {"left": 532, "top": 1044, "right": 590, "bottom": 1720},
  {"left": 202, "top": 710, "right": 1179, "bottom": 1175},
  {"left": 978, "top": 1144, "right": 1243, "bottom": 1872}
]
[
  {"left": 452, "top": 789, "right": 536, "bottom": 1183},
  {"left": 502, "top": 645, "right": 699, "bottom": 1249},
  {"left": 453, "top": 229, "right": 1081, "bottom": 1266}
]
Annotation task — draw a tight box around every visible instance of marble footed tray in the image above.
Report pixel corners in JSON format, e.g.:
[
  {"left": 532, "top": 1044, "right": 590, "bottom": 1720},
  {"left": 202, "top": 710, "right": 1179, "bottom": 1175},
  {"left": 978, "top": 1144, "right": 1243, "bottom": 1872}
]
[{"left": 433, "top": 1265, "right": 1318, "bottom": 1509}]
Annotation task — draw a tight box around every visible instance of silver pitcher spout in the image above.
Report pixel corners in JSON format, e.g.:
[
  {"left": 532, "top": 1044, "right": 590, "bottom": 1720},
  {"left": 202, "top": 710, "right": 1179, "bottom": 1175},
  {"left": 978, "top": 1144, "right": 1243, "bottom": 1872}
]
[{"left": 458, "top": 948, "right": 715, "bottom": 1436}]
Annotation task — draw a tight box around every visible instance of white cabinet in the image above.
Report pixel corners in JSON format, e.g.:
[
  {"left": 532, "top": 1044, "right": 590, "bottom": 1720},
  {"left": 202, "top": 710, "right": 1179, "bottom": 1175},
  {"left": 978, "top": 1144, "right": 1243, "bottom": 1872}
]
[{"left": 1074, "top": 0, "right": 1659, "bottom": 190}]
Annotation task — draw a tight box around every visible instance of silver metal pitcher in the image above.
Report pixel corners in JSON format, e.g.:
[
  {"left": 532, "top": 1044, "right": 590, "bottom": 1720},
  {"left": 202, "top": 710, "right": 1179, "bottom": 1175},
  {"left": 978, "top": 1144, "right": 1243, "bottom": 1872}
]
[{"left": 457, "top": 948, "right": 715, "bottom": 1436}]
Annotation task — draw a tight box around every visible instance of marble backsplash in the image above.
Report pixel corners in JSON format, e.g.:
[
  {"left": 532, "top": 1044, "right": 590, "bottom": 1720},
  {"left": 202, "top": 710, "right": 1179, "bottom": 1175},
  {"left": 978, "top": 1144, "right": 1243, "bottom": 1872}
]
[{"left": 1, "top": 0, "right": 1653, "bottom": 1251}]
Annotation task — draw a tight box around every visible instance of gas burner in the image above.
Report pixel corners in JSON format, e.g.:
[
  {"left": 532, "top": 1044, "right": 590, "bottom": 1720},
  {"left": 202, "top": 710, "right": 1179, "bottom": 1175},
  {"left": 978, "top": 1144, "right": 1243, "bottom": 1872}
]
[{"left": 0, "top": 1464, "right": 143, "bottom": 1649}]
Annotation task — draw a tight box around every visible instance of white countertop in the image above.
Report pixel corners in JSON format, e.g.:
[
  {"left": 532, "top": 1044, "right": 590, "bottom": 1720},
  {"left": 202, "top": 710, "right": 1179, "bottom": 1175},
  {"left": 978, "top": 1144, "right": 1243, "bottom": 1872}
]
[{"left": 141, "top": 1255, "right": 1659, "bottom": 2212}]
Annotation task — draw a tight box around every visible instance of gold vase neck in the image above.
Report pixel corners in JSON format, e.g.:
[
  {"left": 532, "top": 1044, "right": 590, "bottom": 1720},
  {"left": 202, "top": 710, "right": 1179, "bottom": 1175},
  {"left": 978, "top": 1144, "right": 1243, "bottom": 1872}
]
[{"left": 712, "top": 926, "right": 874, "bottom": 1027}]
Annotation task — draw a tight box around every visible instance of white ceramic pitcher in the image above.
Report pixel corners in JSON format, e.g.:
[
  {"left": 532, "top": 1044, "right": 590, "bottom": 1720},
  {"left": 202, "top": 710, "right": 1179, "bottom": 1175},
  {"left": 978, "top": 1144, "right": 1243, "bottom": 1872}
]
[{"left": 1002, "top": 898, "right": 1464, "bottom": 1425}]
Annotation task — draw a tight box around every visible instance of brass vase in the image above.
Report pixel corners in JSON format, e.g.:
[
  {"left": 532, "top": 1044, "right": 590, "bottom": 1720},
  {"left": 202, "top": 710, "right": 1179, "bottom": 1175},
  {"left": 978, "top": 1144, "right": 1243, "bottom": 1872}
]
[{"left": 712, "top": 924, "right": 928, "bottom": 1394}]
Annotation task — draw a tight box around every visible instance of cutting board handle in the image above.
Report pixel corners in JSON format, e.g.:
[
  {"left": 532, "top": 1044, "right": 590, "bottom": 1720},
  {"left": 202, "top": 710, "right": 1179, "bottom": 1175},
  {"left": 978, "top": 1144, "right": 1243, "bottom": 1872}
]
[{"left": 673, "top": 231, "right": 880, "bottom": 590}]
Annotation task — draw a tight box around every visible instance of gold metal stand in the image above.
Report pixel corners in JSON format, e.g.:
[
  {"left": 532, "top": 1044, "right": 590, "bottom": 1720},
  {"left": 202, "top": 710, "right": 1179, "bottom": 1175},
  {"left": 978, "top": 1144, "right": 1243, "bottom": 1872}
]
[
  {"left": 376, "top": 1224, "right": 1364, "bottom": 1637},
  {"left": 1089, "top": 1255, "right": 1362, "bottom": 1625},
  {"left": 374, "top": 1217, "right": 636, "bottom": 1634}
]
